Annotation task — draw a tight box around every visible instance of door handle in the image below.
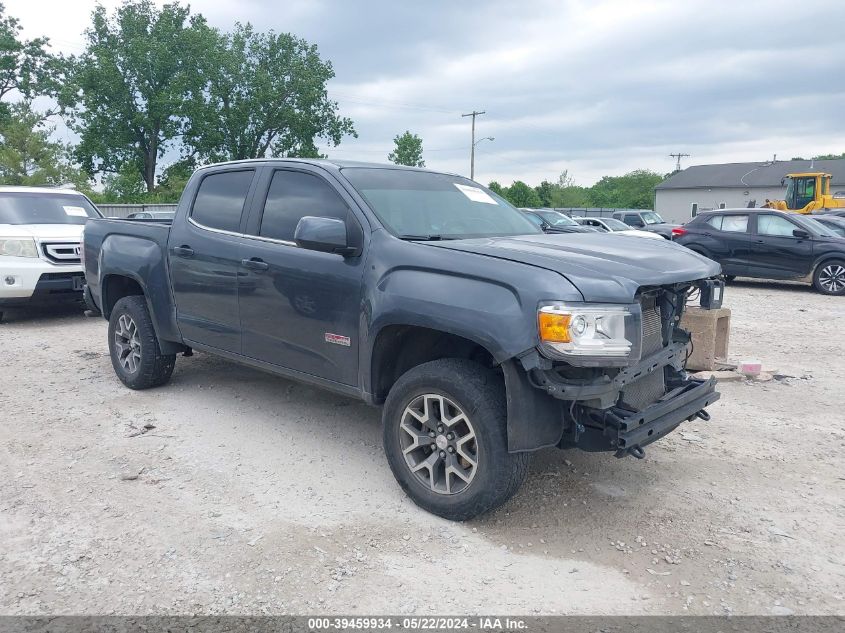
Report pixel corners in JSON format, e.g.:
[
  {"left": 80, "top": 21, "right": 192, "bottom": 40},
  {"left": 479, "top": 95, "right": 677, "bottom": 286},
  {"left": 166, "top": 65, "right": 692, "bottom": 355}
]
[
  {"left": 172, "top": 245, "right": 194, "bottom": 257},
  {"left": 755, "top": 239, "right": 765, "bottom": 243},
  {"left": 241, "top": 257, "right": 269, "bottom": 271}
]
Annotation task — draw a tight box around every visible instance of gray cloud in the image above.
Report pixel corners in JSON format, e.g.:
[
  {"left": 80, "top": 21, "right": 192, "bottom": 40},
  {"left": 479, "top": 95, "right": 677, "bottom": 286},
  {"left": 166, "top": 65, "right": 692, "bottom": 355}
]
[{"left": 8, "top": 0, "right": 845, "bottom": 185}]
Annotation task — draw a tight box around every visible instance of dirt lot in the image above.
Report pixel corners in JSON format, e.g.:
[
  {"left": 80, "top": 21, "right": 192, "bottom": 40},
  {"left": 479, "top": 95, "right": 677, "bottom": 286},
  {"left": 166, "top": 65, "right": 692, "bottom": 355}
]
[{"left": 1, "top": 280, "right": 843, "bottom": 616}]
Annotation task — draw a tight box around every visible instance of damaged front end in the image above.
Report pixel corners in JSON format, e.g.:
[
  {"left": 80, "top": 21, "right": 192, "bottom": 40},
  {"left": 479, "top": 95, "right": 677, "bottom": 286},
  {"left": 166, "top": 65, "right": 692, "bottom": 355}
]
[{"left": 504, "top": 278, "right": 722, "bottom": 457}]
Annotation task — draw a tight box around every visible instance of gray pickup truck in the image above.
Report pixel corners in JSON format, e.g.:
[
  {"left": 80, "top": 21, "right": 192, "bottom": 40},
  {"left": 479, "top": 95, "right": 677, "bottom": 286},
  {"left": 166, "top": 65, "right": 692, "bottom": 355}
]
[{"left": 83, "top": 159, "right": 723, "bottom": 520}]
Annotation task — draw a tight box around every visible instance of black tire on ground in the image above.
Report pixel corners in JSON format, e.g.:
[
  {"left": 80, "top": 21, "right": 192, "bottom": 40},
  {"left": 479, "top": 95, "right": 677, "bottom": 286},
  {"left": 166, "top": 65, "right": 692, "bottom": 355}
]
[
  {"left": 108, "top": 295, "right": 176, "bottom": 389},
  {"left": 382, "top": 358, "right": 531, "bottom": 521},
  {"left": 724, "top": 275, "right": 736, "bottom": 283},
  {"left": 812, "top": 259, "right": 845, "bottom": 296}
]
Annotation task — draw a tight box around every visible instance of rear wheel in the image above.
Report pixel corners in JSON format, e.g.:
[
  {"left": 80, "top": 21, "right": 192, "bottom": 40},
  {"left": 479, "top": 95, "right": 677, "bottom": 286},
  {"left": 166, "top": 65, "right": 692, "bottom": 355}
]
[
  {"left": 382, "top": 359, "right": 530, "bottom": 520},
  {"left": 813, "top": 260, "right": 845, "bottom": 295},
  {"left": 108, "top": 296, "right": 176, "bottom": 389}
]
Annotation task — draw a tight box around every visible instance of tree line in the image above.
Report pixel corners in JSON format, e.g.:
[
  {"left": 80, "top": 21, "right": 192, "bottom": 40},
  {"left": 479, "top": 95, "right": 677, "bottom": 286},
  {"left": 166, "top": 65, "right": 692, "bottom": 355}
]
[
  {"left": 0, "top": 0, "right": 354, "bottom": 202},
  {"left": 489, "top": 169, "right": 665, "bottom": 210}
]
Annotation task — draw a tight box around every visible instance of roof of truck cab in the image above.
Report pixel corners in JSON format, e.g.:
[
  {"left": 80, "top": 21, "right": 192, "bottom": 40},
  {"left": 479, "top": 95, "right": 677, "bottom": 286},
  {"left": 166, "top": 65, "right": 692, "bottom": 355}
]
[{"left": 197, "top": 158, "right": 456, "bottom": 175}]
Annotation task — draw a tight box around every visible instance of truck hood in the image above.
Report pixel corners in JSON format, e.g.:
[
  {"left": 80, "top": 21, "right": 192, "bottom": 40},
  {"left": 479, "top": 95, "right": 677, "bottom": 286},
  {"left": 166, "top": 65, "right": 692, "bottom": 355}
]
[
  {"left": 428, "top": 233, "right": 721, "bottom": 302},
  {"left": 0, "top": 224, "right": 84, "bottom": 241}
]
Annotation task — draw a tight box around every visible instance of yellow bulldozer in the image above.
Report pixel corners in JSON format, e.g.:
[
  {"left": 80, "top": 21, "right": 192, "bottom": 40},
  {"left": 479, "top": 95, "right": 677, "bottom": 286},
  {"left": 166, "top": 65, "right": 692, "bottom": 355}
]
[{"left": 762, "top": 172, "right": 845, "bottom": 214}]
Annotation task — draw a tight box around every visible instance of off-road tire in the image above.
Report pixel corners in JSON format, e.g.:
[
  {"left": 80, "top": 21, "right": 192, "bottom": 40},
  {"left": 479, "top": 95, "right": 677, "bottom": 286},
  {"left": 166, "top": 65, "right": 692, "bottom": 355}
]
[
  {"left": 813, "top": 259, "right": 845, "bottom": 296},
  {"left": 108, "top": 296, "right": 176, "bottom": 389},
  {"left": 382, "top": 358, "right": 530, "bottom": 520}
]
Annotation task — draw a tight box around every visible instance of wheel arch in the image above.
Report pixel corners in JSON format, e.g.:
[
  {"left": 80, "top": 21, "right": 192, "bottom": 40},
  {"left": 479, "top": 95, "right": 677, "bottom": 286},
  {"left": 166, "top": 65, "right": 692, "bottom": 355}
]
[
  {"left": 102, "top": 273, "right": 185, "bottom": 355},
  {"left": 367, "top": 324, "right": 498, "bottom": 405}
]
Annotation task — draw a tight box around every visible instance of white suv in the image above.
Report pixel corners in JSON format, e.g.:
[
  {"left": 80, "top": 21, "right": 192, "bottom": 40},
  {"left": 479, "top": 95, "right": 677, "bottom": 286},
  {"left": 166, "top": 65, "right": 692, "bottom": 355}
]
[{"left": 0, "top": 186, "right": 101, "bottom": 320}]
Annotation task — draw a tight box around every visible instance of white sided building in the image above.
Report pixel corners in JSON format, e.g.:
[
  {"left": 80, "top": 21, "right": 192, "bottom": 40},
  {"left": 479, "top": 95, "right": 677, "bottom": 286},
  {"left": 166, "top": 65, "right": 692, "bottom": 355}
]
[{"left": 654, "top": 158, "right": 845, "bottom": 223}]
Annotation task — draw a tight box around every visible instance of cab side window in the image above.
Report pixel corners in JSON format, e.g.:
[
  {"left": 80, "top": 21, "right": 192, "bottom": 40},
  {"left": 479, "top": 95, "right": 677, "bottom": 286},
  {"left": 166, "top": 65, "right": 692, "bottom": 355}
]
[
  {"left": 191, "top": 170, "right": 255, "bottom": 233},
  {"left": 757, "top": 214, "right": 798, "bottom": 237},
  {"left": 624, "top": 214, "right": 644, "bottom": 227},
  {"left": 258, "top": 170, "right": 349, "bottom": 242}
]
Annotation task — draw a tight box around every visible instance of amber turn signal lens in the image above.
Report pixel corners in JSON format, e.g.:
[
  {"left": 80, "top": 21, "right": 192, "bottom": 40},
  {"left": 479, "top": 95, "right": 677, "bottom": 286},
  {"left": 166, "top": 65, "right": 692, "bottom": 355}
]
[{"left": 538, "top": 312, "right": 572, "bottom": 343}]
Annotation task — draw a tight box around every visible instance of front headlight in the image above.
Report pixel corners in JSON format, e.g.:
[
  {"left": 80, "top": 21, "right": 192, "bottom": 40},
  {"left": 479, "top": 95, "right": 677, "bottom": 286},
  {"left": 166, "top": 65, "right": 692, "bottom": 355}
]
[
  {"left": 538, "top": 302, "right": 642, "bottom": 366},
  {"left": 0, "top": 238, "right": 38, "bottom": 258}
]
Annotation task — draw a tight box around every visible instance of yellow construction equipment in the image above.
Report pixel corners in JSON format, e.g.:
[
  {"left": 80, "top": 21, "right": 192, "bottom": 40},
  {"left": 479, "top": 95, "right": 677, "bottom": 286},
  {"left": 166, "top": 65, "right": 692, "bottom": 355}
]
[{"left": 762, "top": 172, "right": 845, "bottom": 214}]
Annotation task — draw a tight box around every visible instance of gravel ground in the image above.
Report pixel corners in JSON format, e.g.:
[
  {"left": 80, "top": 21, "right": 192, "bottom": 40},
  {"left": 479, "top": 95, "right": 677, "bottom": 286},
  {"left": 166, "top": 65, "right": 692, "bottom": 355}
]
[{"left": 1, "top": 279, "right": 843, "bottom": 616}]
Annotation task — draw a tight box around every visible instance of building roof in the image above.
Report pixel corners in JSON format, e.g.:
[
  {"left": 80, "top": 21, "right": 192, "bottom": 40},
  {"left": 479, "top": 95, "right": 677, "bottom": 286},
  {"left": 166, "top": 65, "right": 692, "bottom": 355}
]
[{"left": 656, "top": 158, "right": 845, "bottom": 190}]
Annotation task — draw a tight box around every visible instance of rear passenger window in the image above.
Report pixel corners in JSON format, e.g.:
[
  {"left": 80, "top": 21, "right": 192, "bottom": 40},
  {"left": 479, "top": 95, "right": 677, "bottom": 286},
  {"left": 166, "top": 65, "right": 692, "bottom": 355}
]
[
  {"left": 708, "top": 214, "right": 748, "bottom": 233},
  {"left": 258, "top": 170, "right": 349, "bottom": 242},
  {"left": 191, "top": 170, "right": 254, "bottom": 233}
]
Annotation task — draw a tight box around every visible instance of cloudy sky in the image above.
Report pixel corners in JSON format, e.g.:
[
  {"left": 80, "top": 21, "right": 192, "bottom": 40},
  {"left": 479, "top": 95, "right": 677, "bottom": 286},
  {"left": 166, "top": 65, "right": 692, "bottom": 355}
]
[{"left": 7, "top": 0, "right": 845, "bottom": 186}]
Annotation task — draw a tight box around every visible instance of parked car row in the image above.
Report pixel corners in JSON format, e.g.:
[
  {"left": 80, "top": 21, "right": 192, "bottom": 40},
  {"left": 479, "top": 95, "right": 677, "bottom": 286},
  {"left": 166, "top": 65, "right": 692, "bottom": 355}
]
[
  {"left": 671, "top": 208, "right": 845, "bottom": 295},
  {"left": 519, "top": 209, "right": 664, "bottom": 239}
]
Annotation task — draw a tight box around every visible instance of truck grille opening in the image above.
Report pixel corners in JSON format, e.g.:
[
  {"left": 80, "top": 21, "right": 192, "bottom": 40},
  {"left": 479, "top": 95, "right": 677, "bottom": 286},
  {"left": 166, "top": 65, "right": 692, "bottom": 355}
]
[
  {"left": 621, "top": 292, "right": 667, "bottom": 410},
  {"left": 41, "top": 242, "right": 81, "bottom": 264},
  {"left": 640, "top": 293, "right": 664, "bottom": 356}
]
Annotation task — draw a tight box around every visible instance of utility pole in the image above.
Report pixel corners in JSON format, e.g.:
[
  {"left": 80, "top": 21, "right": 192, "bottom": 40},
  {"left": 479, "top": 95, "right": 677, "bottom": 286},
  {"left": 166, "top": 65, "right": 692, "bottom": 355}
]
[
  {"left": 669, "top": 152, "right": 690, "bottom": 172},
  {"left": 462, "top": 110, "right": 485, "bottom": 180}
]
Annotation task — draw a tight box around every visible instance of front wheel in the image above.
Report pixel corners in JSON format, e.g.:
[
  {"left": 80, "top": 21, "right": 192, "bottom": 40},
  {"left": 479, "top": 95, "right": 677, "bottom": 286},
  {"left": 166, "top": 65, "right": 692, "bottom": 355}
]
[
  {"left": 813, "top": 260, "right": 845, "bottom": 295},
  {"left": 382, "top": 359, "right": 530, "bottom": 520},
  {"left": 108, "top": 295, "right": 176, "bottom": 389}
]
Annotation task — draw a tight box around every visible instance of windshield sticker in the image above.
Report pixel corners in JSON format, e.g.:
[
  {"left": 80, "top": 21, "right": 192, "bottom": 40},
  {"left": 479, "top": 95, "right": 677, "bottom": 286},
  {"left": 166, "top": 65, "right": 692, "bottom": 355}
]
[
  {"left": 454, "top": 183, "right": 497, "bottom": 205},
  {"left": 63, "top": 206, "right": 88, "bottom": 217}
]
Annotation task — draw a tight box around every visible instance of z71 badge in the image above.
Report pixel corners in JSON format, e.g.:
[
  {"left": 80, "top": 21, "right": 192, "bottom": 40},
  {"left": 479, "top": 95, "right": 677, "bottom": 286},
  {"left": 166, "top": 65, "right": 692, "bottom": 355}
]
[{"left": 324, "top": 333, "right": 351, "bottom": 347}]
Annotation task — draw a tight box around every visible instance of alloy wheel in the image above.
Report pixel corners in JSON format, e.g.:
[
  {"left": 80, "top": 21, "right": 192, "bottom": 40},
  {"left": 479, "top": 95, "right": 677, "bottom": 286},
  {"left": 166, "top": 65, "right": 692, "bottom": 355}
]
[
  {"left": 114, "top": 314, "right": 142, "bottom": 373},
  {"left": 400, "top": 394, "right": 478, "bottom": 495},
  {"left": 819, "top": 264, "right": 845, "bottom": 293}
]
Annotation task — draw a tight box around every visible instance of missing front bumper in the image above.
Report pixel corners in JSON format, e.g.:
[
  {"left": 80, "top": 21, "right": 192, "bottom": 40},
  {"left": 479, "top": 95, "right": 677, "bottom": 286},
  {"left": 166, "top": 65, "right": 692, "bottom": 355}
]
[{"left": 586, "top": 377, "right": 719, "bottom": 456}]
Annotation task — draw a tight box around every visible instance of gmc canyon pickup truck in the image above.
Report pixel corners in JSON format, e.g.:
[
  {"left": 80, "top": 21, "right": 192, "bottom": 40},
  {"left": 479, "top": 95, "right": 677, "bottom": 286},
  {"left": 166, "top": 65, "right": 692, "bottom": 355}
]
[{"left": 83, "top": 159, "right": 723, "bottom": 520}]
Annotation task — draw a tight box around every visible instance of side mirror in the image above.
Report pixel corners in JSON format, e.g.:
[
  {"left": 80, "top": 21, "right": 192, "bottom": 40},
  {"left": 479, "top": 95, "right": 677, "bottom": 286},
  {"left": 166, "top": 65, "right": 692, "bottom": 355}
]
[
  {"left": 792, "top": 228, "right": 810, "bottom": 239},
  {"left": 294, "top": 216, "right": 357, "bottom": 256}
]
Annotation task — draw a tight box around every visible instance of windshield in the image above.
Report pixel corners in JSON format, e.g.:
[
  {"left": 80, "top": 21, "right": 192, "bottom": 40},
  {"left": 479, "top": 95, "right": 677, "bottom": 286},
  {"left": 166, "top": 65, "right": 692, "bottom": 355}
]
[
  {"left": 814, "top": 219, "right": 845, "bottom": 237},
  {"left": 602, "top": 218, "right": 631, "bottom": 231},
  {"left": 803, "top": 217, "right": 840, "bottom": 238},
  {"left": 341, "top": 168, "right": 542, "bottom": 239},
  {"left": 640, "top": 211, "right": 664, "bottom": 225},
  {"left": 522, "top": 212, "right": 545, "bottom": 228},
  {"left": 0, "top": 192, "right": 101, "bottom": 225},
  {"left": 536, "top": 210, "right": 578, "bottom": 227}
]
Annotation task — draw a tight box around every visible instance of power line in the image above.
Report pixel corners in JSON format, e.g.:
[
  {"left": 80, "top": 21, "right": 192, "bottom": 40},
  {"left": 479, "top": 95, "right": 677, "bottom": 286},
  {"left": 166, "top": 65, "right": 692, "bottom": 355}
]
[{"left": 669, "top": 152, "right": 690, "bottom": 171}]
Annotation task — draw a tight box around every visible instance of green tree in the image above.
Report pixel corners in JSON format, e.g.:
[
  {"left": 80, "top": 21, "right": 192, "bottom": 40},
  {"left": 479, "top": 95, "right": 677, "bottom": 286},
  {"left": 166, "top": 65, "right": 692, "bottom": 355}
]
[
  {"left": 534, "top": 180, "right": 554, "bottom": 207},
  {"left": 155, "top": 159, "right": 195, "bottom": 201},
  {"left": 61, "top": 0, "right": 216, "bottom": 192},
  {"left": 0, "top": 102, "right": 87, "bottom": 186},
  {"left": 550, "top": 185, "right": 590, "bottom": 208},
  {"left": 388, "top": 130, "right": 424, "bottom": 167},
  {"left": 505, "top": 180, "right": 541, "bottom": 207},
  {"left": 0, "top": 2, "right": 59, "bottom": 115},
  {"left": 101, "top": 162, "right": 147, "bottom": 203},
  {"left": 812, "top": 152, "right": 845, "bottom": 160},
  {"left": 487, "top": 181, "right": 505, "bottom": 196},
  {"left": 184, "top": 23, "right": 355, "bottom": 162},
  {"left": 588, "top": 169, "right": 663, "bottom": 209}
]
